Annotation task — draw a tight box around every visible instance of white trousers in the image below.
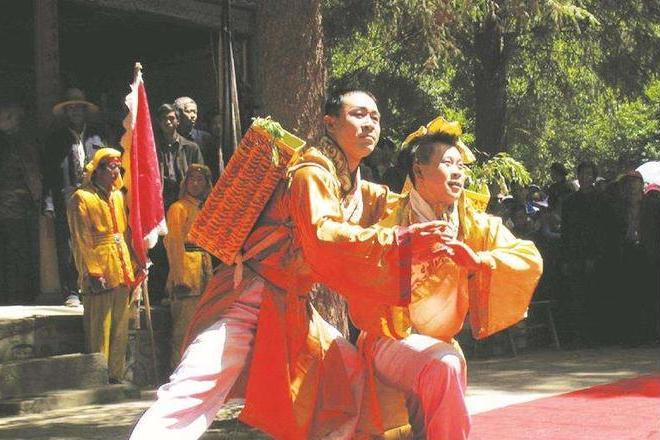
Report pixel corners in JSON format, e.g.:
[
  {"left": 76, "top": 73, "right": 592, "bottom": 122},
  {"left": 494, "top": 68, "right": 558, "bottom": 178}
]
[
  {"left": 129, "top": 280, "right": 264, "bottom": 440},
  {"left": 371, "top": 334, "right": 470, "bottom": 440}
]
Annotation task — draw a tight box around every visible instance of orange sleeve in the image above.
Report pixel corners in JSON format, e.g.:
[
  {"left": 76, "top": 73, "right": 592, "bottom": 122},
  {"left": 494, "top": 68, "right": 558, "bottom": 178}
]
[{"left": 288, "top": 165, "right": 412, "bottom": 306}]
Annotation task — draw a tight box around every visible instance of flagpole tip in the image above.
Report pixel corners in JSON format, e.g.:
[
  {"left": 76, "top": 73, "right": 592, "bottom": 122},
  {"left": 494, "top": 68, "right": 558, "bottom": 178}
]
[{"left": 134, "top": 62, "right": 143, "bottom": 77}]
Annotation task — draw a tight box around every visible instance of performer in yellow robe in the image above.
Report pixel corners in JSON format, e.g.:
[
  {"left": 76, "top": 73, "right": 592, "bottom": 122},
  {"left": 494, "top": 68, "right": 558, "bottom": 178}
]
[
  {"left": 350, "top": 117, "right": 543, "bottom": 439},
  {"left": 164, "top": 164, "right": 213, "bottom": 368},
  {"left": 68, "top": 148, "right": 136, "bottom": 383},
  {"left": 130, "top": 90, "right": 452, "bottom": 440}
]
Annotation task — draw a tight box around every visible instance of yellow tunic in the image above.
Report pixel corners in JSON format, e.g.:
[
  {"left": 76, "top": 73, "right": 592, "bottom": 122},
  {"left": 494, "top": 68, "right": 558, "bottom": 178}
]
[
  {"left": 164, "top": 195, "right": 212, "bottom": 368},
  {"left": 68, "top": 181, "right": 134, "bottom": 381},
  {"left": 164, "top": 195, "right": 212, "bottom": 297},
  {"left": 350, "top": 192, "right": 543, "bottom": 343},
  {"left": 68, "top": 183, "right": 135, "bottom": 291}
]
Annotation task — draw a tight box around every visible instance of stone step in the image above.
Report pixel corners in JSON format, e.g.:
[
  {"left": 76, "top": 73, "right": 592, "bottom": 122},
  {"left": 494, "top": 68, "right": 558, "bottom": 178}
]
[
  {"left": 0, "top": 384, "right": 141, "bottom": 416},
  {"left": 0, "top": 353, "right": 108, "bottom": 399},
  {"left": 0, "top": 306, "right": 84, "bottom": 363}
]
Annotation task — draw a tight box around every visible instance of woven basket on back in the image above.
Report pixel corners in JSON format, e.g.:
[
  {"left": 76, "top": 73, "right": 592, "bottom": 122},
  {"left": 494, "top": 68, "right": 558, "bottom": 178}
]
[{"left": 188, "top": 120, "right": 305, "bottom": 265}]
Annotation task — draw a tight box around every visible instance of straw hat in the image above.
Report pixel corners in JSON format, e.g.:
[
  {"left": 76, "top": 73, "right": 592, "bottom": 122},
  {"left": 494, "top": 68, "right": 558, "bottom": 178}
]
[{"left": 52, "top": 88, "right": 100, "bottom": 116}]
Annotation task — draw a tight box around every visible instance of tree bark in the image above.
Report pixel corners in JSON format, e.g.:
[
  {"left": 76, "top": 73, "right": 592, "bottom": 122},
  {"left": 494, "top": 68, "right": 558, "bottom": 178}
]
[
  {"left": 255, "top": 0, "right": 325, "bottom": 140},
  {"left": 256, "top": 0, "right": 351, "bottom": 338},
  {"left": 473, "top": 11, "right": 509, "bottom": 156}
]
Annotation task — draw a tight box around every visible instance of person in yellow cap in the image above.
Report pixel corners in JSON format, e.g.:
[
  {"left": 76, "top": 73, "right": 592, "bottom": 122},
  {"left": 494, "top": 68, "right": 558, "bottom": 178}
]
[
  {"left": 164, "top": 164, "right": 213, "bottom": 369},
  {"left": 348, "top": 117, "right": 543, "bottom": 439},
  {"left": 67, "top": 148, "right": 136, "bottom": 383}
]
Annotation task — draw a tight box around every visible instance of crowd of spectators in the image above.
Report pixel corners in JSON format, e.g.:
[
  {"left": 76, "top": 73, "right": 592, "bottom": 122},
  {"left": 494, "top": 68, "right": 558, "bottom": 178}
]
[{"left": 1, "top": 88, "right": 658, "bottom": 352}]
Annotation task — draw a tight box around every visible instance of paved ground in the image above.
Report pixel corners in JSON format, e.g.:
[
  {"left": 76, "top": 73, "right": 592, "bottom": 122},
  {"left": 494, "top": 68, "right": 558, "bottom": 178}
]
[{"left": 0, "top": 346, "right": 657, "bottom": 439}]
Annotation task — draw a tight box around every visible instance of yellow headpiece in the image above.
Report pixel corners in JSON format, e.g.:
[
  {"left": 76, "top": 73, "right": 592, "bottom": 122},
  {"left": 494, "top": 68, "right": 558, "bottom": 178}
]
[
  {"left": 83, "top": 147, "right": 123, "bottom": 189},
  {"left": 402, "top": 116, "right": 476, "bottom": 164}
]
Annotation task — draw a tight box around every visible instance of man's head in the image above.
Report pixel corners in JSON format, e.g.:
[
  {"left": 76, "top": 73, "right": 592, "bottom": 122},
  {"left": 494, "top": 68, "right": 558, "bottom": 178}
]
[
  {"left": 0, "top": 101, "right": 23, "bottom": 134},
  {"left": 402, "top": 132, "right": 466, "bottom": 207},
  {"left": 174, "top": 97, "right": 198, "bottom": 132},
  {"left": 157, "top": 104, "right": 179, "bottom": 138},
  {"left": 52, "top": 88, "right": 98, "bottom": 130},
  {"left": 550, "top": 162, "right": 568, "bottom": 182},
  {"left": 88, "top": 148, "right": 122, "bottom": 190},
  {"left": 183, "top": 164, "right": 212, "bottom": 200},
  {"left": 577, "top": 160, "right": 597, "bottom": 190},
  {"left": 323, "top": 89, "right": 380, "bottom": 171}
]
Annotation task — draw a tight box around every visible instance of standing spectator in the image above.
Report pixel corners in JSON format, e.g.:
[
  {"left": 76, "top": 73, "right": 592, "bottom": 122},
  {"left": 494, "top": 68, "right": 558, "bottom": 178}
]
[
  {"left": 164, "top": 164, "right": 213, "bottom": 369},
  {"left": 640, "top": 186, "right": 660, "bottom": 344},
  {"left": 560, "top": 160, "right": 606, "bottom": 346},
  {"left": 154, "top": 104, "right": 205, "bottom": 210},
  {"left": 68, "top": 148, "right": 136, "bottom": 383},
  {"left": 547, "top": 162, "right": 577, "bottom": 211},
  {"left": 174, "top": 97, "right": 223, "bottom": 181},
  {"left": 152, "top": 104, "right": 204, "bottom": 303},
  {"left": 0, "top": 100, "right": 41, "bottom": 304},
  {"left": 43, "top": 88, "right": 105, "bottom": 307},
  {"left": 610, "top": 172, "right": 650, "bottom": 346}
]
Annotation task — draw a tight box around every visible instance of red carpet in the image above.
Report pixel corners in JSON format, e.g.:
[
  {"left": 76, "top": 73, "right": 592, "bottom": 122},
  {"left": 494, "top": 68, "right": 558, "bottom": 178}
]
[{"left": 470, "top": 375, "right": 660, "bottom": 440}]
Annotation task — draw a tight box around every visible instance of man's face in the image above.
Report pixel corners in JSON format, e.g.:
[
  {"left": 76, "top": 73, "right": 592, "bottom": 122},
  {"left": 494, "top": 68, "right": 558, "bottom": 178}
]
[
  {"left": 180, "top": 102, "right": 198, "bottom": 127},
  {"left": 0, "top": 107, "right": 21, "bottom": 134},
  {"left": 186, "top": 170, "right": 208, "bottom": 199},
  {"left": 95, "top": 158, "right": 121, "bottom": 189},
  {"left": 414, "top": 145, "right": 466, "bottom": 206},
  {"left": 324, "top": 92, "right": 381, "bottom": 169},
  {"left": 158, "top": 111, "right": 178, "bottom": 136},
  {"left": 64, "top": 104, "right": 87, "bottom": 128}
]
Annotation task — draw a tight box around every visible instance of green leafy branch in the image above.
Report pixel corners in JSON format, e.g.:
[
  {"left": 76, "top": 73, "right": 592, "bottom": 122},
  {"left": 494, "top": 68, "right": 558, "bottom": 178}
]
[{"left": 466, "top": 152, "right": 532, "bottom": 194}]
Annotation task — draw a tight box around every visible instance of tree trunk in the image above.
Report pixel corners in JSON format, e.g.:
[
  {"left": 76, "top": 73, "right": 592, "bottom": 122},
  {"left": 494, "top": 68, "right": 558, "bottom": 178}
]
[
  {"left": 473, "top": 11, "right": 508, "bottom": 156},
  {"left": 256, "top": 0, "right": 326, "bottom": 140},
  {"left": 256, "top": 0, "right": 351, "bottom": 338}
]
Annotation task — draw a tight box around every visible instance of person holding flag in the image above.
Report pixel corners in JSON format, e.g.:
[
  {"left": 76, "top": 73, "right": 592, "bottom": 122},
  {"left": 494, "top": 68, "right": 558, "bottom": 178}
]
[
  {"left": 120, "top": 63, "right": 168, "bottom": 384},
  {"left": 67, "top": 148, "right": 137, "bottom": 383}
]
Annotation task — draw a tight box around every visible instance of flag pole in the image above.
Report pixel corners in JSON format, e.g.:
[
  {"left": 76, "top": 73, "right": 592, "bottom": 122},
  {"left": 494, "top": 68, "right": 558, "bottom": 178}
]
[{"left": 131, "top": 61, "right": 160, "bottom": 386}]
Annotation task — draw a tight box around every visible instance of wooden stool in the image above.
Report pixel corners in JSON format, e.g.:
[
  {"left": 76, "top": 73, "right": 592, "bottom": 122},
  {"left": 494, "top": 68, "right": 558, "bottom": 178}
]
[{"left": 525, "top": 300, "right": 561, "bottom": 349}]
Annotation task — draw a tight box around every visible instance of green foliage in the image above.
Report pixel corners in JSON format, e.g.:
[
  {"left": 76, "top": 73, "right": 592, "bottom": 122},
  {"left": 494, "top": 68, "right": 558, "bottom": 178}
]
[
  {"left": 323, "top": 1, "right": 660, "bottom": 185},
  {"left": 467, "top": 153, "right": 532, "bottom": 194}
]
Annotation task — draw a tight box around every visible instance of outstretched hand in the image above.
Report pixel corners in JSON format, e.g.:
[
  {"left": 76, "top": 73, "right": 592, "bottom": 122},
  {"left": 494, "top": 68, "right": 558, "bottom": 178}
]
[{"left": 442, "top": 239, "right": 481, "bottom": 271}]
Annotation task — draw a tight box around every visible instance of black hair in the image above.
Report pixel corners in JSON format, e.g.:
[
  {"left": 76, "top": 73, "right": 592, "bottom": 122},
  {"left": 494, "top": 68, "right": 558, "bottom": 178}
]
[
  {"left": 399, "top": 132, "right": 459, "bottom": 184},
  {"left": 577, "top": 160, "right": 597, "bottom": 177},
  {"left": 324, "top": 89, "right": 377, "bottom": 116},
  {"left": 550, "top": 162, "right": 568, "bottom": 176},
  {"left": 157, "top": 103, "right": 176, "bottom": 120}
]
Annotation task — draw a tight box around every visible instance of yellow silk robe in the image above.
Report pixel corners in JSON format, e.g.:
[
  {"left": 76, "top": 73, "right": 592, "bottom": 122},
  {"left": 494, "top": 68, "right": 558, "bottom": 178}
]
[
  {"left": 164, "top": 195, "right": 212, "bottom": 297},
  {"left": 351, "top": 191, "right": 543, "bottom": 343},
  {"left": 68, "top": 183, "right": 135, "bottom": 291},
  {"left": 184, "top": 137, "right": 412, "bottom": 439},
  {"left": 348, "top": 191, "right": 543, "bottom": 434}
]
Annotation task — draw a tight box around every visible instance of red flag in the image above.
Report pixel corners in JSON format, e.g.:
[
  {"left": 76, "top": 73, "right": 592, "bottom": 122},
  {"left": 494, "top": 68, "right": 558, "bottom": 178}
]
[{"left": 121, "top": 63, "right": 167, "bottom": 269}]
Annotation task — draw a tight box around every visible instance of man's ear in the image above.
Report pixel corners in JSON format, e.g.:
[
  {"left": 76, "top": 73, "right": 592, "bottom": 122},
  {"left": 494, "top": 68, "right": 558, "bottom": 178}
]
[
  {"left": 323, "top": 114, "right": 335, "bottom": 134},
  {"left": 413, "top": 163, "right": 423, "bottom": 182}
]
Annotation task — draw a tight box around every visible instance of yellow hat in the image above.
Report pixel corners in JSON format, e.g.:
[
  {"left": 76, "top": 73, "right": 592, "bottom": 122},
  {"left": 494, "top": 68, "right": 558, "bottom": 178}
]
[
  {"left": 402, "top": 116, "right": 476, "bottom": 164},
  {"left": 83, "top": 147, "right": 123, "bottom": 189}
]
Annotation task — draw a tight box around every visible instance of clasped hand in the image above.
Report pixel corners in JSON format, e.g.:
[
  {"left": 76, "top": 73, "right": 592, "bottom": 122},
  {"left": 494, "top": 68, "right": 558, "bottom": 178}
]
[{"left": 408, "top": 220, "right": 481, "bottom": 271}]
